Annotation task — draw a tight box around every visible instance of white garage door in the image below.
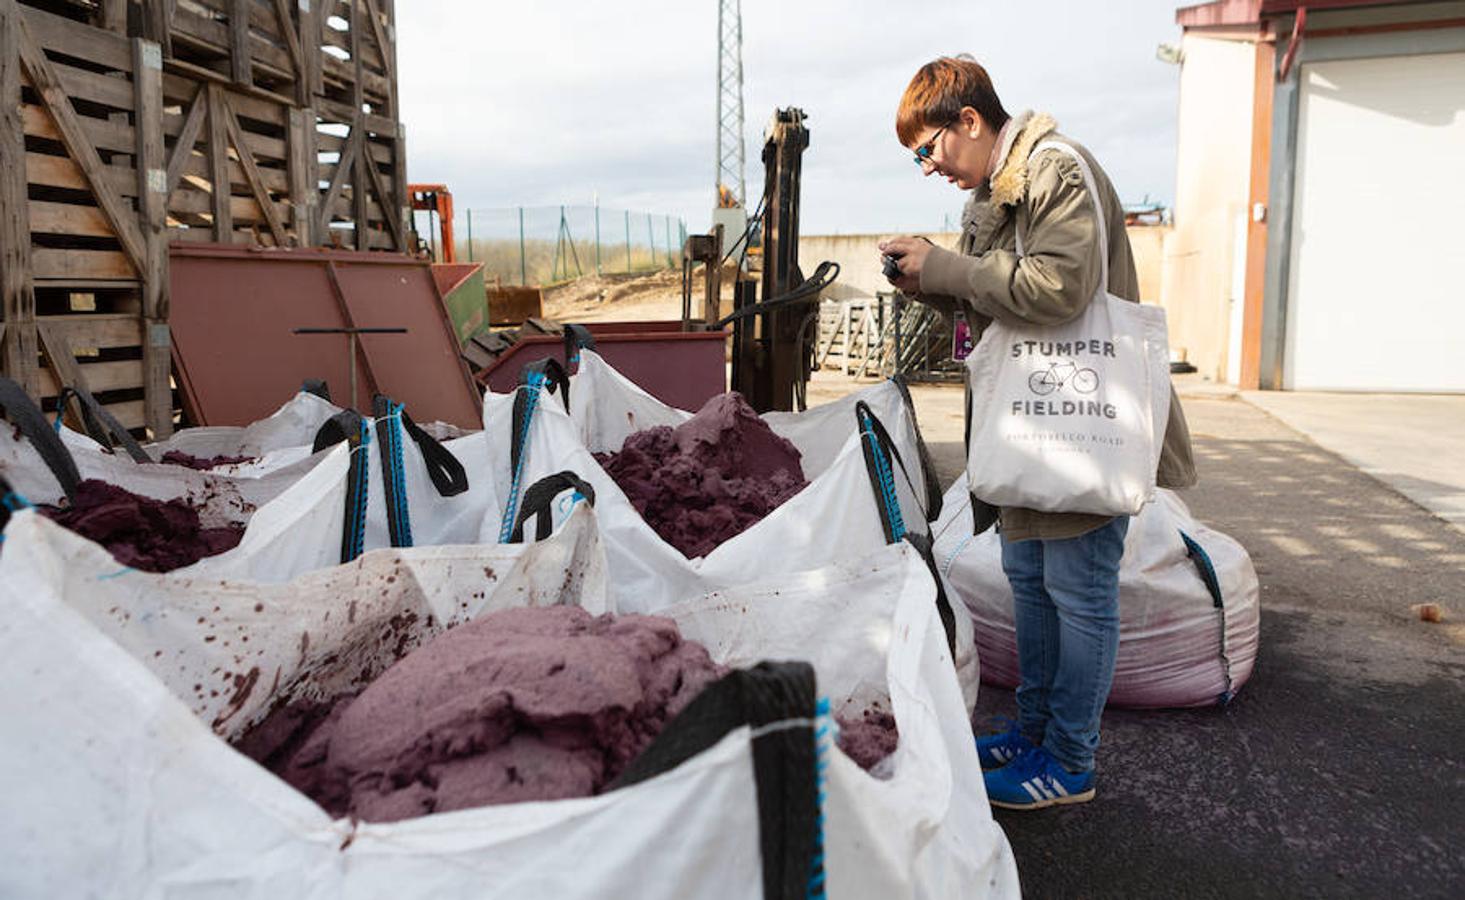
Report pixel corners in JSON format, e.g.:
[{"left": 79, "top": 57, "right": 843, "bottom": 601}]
[{"left": 1285, "top": 51, "right": 1465, "bottom": 392}]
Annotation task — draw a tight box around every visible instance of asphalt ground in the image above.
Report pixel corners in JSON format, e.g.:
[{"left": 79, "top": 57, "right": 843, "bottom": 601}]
[{"left": 898, "top": 385, "right": 1465, "bottom": 899}]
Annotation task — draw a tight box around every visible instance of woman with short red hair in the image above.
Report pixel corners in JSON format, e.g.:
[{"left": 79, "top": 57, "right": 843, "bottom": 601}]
[{"left": 882, "top": 56, "right": 1196, "bottom": 810}]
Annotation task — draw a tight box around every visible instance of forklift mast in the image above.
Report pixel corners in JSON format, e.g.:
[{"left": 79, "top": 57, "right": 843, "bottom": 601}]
[{"left": 731, "top": 108, "right": 813, "bottom": 412}]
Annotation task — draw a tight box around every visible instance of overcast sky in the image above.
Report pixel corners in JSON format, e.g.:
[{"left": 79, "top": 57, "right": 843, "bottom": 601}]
[{"left": 396, "top": 0, "right": 1186, "bottom": 235}]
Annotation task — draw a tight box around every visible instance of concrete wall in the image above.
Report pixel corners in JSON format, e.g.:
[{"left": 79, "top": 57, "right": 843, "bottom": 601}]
[
  {"left": 800, "top": 232, "right": 960, "bottom": 302},
  {"left": 801, "top": 227, "right": 1168, "bottom": 308},
  {"left": 1160, "top": 33, "right": 1258, "bottom": 382}
]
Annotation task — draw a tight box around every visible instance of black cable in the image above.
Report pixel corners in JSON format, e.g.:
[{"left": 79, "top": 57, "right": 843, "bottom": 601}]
[
  {"left": 719, "top": 187, "right": 770, "bottom": 267},
  {"left": 711, "top": 261, "right": 840, "bottom": 330}
]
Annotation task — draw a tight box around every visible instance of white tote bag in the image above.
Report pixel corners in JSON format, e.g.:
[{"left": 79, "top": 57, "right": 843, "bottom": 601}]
[{"left": 965, "top": 141, "right": 1171, "bottom": 517}]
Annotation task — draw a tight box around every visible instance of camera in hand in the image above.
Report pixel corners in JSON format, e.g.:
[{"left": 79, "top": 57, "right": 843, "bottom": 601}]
[{"left": 881, "top": 252, "right": 904, "bottom": 281}]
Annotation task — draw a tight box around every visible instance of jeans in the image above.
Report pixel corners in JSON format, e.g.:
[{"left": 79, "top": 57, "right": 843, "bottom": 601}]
[{"left": 1000, "top": 516, "right": 1129, "bottom": 773}]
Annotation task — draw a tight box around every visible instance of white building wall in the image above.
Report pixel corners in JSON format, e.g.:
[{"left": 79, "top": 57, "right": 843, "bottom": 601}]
[{"left": 1161, "top": 34, "right": 1257, "bottom": 382}]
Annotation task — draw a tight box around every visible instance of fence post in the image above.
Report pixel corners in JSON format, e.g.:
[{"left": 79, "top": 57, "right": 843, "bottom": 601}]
[
  {"left": 646, "top": 213, "right": 654, "bottom": 270},
  {"left": 664, "top": 215, "right": 673, "bottom": 267},
  {"left": 518, "top": 206, "right": 526, "bottom": 285},
  {"left": 466, "top": 209, "right": 473, "bottom": 262},
  {"left": 595, "top": 200, "right": 601, "bottom": 276},
  {"left": 624, "top": 209, "right": 631, "bottom": 273}
]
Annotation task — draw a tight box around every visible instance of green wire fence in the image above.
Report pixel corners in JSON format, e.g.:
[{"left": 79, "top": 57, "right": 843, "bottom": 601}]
[{"left": 419, "top": 205, "right": 688, "bottom": 287}]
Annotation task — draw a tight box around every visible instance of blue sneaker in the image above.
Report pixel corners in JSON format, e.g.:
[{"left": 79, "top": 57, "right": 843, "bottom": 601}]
[
  {"left": 974, "top": 717, "right": 1036, "bottom": 771},
  {"left": 983, "top": 745, "right": 1095, "bottom": 810}
]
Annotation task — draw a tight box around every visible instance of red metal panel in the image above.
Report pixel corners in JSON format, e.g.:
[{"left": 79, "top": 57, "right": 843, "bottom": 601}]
[
  {"left": 169, "top": 244, "right": 482, "bottom": 428},
  {"left": 482, "top": 326, "right": 728, "bottom": 412}
]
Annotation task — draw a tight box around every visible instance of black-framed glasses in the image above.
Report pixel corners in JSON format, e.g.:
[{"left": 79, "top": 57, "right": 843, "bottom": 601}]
[{"left": 912, "top": 123, "right": 953, "bottom": 166}]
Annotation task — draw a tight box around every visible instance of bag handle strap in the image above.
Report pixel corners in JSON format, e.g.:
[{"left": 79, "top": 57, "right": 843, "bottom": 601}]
[
  {"left": 1013, "top": 140, "right": 1109, "bottom": 288},
  {"left": 373, "top": 394, "right": 469, "bottom": 498},
  {"left": 312, "top": 410, "right": 372, "bottom": 563},
  {"left": 0, "top": 377, "right": 81, "bottom": 501},
  {"left": 55, "top": 385, "right": 152, "bottom": 464},
  {"left": 889, "top": 375, "right": 943, "bottom": 523},
  {"left": 562, "top": 324, "right": 596, "bottom": 368},
  {"left": 509, "top": 470, "right": 596, "bottom": 542},
  {"left": 301, "top": 378, "right": 331, "bottom": 402}
]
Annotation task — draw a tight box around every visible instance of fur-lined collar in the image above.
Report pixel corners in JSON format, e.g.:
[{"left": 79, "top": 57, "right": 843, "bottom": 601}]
[{"left": 988, "top": 111, "right": 1058, "bottom": 207}]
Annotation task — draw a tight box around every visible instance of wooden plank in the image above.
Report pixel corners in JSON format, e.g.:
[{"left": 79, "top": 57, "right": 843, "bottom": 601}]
[
  {"left": 317, "top": 121, "right": 357, "bottom": 232},
  {"left": 101, "top": 0, "right": 127, "bottom": 33},
  {"left": 349, "top": 0, "right": 367, "bottom": 251},
  {"left": 164, "top": 82, "right": 207, "bottom": 195},
  {"left": 359, "top": 146, "right": 403, "bottom": 251},
  {"left": 362, "top": 0, "right": 394, "bottom": 100},
  {"left": 2, "top": 0, "right": 40, "bottom": 397},
  {"left": 18, "top": 20, "right": 148, "bottom": 275},
  {"left": 271, "top": 0, "right": 305, "bottom": 100},
  {"left": 35, "top": 320, "right": 91, "bottom": 393},
  {"left": 317, "top": 129, "right": 393, "bottom": 164},
  {"left": 27, "top": 150, "right": 139, "bottom": 197},
  {"left": 45, "top": 56, "right": 135, "bottom": 113},
  {"left": 142, "top": 0, "right": 173, "bottom": 58},
  {"left": 41, "top": 313, "right": 143, "bottom": 349},
  {"left": 379, "top": 0, "right": 405, "bottom": 243},
  {"left": 220, "top": 93, "right": 288, "bottom": 245},
  {"left": 205, "top": 83, "right": 232, "bottom": 240},
  {"left": 288, "top": 105, "right": 317, "bottom": 245},
  {"left": 162, "top": 71, "right": 286, "bottom": 127},
  {"left": 168, "top": 185, "right": 286, "bottom": 224},
  {"left": 27, "top": 199, "right": 114, "bottom": 237},
  {"left": 136, "top": 38, "right": 167, "bottom": 315},
  {"left": 167, "top": 4, "right": 294, "bottom": 75},
  {"left": 178, "top": 147, "right": 288, "bottom": 194},
  {"left": 228, "top": 0, "right": 252, "bottom": 85},
  {"left": 300, "top": 0, "right": 322, "bottom": 98},
  {"left": 136, "top": 38, "right": 171, "bottom": 438},
  {"left": 19, "top": 4, "right": 132, "bottom": 70},
  {"left": 22, "top": 102, "right": 134, "bottom": 155},
  {"left": 38, "top": 358, "right": 143, "bottom": 396},
  {"left": 32, "top": 248, "right": 136, "bottom": 281}
]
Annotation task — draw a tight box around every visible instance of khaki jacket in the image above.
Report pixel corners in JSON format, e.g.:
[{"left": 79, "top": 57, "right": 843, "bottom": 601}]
[{"left": 918, "top": 111, "right": 1197, "bottom": 541}]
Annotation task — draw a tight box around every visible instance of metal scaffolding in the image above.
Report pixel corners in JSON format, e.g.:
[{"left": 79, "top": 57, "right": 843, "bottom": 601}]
[{"left": 716, "top": 0, "right": 746, "bottom": 207}]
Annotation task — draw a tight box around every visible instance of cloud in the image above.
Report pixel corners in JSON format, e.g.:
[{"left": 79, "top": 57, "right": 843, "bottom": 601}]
[{"left": 396, "top": 0, "right": 1184, "bottom": 235}]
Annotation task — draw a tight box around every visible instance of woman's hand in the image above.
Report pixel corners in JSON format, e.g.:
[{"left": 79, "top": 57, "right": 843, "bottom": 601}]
[{"left": 878, "top": 236, "right": 933, "bottom": 295}]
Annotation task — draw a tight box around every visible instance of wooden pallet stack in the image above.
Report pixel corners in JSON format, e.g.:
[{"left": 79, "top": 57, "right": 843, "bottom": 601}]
[{"left": 1, "top": 0, "right": 409, "bottom": 439}]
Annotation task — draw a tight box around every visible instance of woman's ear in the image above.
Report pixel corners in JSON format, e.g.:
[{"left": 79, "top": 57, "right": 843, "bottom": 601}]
[{"left": 962, "top": 106, "right": 985, "bottom": 139}]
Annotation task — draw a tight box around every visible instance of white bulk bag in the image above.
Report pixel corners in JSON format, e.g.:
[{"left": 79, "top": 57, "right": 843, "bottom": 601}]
[
  {"left": 143, "top": 390, "right": 343, "bottom": 473},
  {"left": 2, "top": 422, "right": 323, "bottom": 521},
  {"left": 494, "top": 351, "right": 940, "bottom": 608},
  {"left": 484, "top": 357, "right": 978, "bottom": 713},
  {"left": 0, "top": 505, "right": 1016, "bottom": 898},
  {"left": 3, "top": 408, "right": 501, "bottom": 585},
  {"left": 933, "top": 475, "right": 1259, "bottom": 708}
]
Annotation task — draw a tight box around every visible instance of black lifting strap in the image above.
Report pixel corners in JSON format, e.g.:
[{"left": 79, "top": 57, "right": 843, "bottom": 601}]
[
  {"left": 523, "top": 356, "right": 571, "bottom": 411},
  {"left": 904, "top": 531, "right": 959, "bottom": 657},
  {"left": 0, "top": 377, "right": 81, "bottom": 501},
  {"left": 562, "top": 323, "right": 596, "bottom": 367},
  {"left": 372, "top": 395, "right": 469, "bottom": 498},
  {"left": 301, "top": 378, "right": 332, "bottom": 402},
  {"left": 510, "top": 470, "right": 596, "bottom": 542},
  {"left": 890, "top": 374, "right": 944, "bottom": 523},
  {"left": 55, "top": 385, "right": 151, "bottom": 464},
  {"left": 608, "top": 661, "right": 821, "bottom": 900}
]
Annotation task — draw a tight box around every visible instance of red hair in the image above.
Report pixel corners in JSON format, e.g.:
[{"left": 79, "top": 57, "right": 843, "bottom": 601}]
[{"left": 896, "top": 56, "right": 1010, "bottom": 146}]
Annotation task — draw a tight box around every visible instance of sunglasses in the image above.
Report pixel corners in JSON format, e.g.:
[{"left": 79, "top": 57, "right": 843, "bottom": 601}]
[{"left": 912, "top": 123, "right": 953, "bottom": 167}]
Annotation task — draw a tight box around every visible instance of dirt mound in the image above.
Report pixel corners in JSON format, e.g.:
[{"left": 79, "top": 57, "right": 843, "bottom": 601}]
[
  {"left": 596, "top": 392, "right": 807, "bottom": 559},
  {"left": 39, "top": 479, "right": 245, "bottom": 572},
  {"left": 234, "top": 606, "right": 726, "bottom": 822}
]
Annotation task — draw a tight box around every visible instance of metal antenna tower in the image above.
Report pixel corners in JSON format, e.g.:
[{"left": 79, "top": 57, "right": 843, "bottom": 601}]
[{"left": 716, "top": 0, "right": 746, "bottom": 207}]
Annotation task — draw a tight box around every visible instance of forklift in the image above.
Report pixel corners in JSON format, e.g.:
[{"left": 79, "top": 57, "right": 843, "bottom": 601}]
[{"left": 683, "top": 108, "right": 839, "bottom": 413}]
